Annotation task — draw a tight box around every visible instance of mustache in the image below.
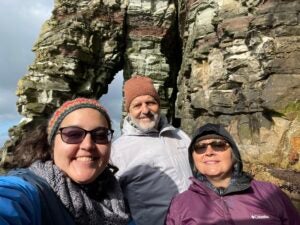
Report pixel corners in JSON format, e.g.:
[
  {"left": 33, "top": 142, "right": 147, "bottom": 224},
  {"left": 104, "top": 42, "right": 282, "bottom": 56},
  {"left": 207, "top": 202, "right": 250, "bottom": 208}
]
[
  {"left": 139, "top": 111, "right": 157, "bottom": 118},
  {"left": 129, "top": 112, "right": 161, "bottom": 132}
]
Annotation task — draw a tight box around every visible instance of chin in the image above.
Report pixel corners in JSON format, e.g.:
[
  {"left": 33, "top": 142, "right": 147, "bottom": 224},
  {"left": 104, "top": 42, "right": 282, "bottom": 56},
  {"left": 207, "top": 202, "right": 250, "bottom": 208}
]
[
  {"left": 73, "top": 176, "right": 97, "bottom": 184},
  {"left": 137, "top": 118, "right": 158, "bottom": 130},
  {"left": 70, "top": 170, "right": 100, "bottom": 184}
]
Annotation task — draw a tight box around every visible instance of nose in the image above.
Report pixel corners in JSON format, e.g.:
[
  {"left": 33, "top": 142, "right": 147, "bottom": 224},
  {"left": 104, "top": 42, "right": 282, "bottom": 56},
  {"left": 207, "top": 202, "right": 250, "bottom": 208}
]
[
  {"left": 141, "top": 103, "right": 150, "bottom": 114},
  {"left": 80, "top": 133, "right": 95, "bottom": 150},
  {"left": 204, "top": 145, "right": 215, "bottom": 155}
]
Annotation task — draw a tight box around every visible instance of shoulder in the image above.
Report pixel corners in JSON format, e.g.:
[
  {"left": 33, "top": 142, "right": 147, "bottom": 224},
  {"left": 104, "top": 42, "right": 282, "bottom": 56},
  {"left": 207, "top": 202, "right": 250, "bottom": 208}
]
[
  {"left": 167, "top": 189, "right": 199, "bottom": 222},
  {"left": 111, "top": 134, "right": 136, "bottom": 156},
  {"left": 170, "top": 189, "right": 196, "bottom": 208},
  {"left": 1, "top": 169, "right": 42, "bottom": 205},
  {"left": 176, "top": 128, "right": 191, "bottom": 141},
  {"left": 161, "top": 125, "right": 191, "bottom": 141},
  {"left": 0, "top": 173, "right": 39, "bottom": 197},
  {"left": 8, "top": 168, "right": 52, "bottom": 191},
  {"left": 112, "top": 133, "right": 148, "bottom": 153},
  {"left": 0, "top": 174, "right": 41, "bottom": 225},
  {"left": 249, "top": 179, "right": 285, "bottom": 198},
  {"left": 112, "top": 134, "right": 127, "bottom": 145},
  {"left": 250, "top": 179, "right": 279, "bottom": 192},
  {"left": 249, "top": 179, "right": 290, "bottom": 205}
]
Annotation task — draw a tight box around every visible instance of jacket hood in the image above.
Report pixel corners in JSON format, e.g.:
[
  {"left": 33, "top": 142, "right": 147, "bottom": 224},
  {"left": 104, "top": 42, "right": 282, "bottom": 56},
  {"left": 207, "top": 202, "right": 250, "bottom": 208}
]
[{"left": 188, "top": 123, "right": 243, "bottom": 178}]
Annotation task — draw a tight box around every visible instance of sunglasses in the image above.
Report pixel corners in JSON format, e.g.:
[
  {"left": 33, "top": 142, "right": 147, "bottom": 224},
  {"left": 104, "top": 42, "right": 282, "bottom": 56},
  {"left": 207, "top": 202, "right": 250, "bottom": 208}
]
[
  {"left": 58, "top": 126, "right": 114, "bottom": 144},
  {"left": 193, "top": 140, "right": 230, "bottom": 154}
]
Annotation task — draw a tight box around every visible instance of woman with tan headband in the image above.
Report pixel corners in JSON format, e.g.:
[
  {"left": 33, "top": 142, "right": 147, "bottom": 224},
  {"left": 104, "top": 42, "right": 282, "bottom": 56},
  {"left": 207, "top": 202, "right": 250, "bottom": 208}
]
[
  {"left": 0, "top": 98, "right": 129, "bottom": 225},
  {"left": 166, "top": 123, "right": 300, "bottom": 225}
]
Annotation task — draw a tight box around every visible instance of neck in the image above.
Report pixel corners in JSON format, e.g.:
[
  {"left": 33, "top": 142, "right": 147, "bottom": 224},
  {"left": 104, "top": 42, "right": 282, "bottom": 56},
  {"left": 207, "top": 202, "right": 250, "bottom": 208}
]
[{"left": 207, "top": 176, "right": 231, "bottom": 189}]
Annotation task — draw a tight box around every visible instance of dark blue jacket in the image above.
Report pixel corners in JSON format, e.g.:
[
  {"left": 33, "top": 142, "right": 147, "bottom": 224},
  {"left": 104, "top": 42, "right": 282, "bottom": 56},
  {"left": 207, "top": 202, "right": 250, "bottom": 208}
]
[{"left": 0, "top": 169, "right": 75, "bottom": 225}]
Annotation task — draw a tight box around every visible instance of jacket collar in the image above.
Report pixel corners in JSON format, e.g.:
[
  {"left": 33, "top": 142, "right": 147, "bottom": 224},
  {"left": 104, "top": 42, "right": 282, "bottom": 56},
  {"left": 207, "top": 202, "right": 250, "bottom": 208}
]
[{"left": 190, "top": 173, "right": 252, "bottom": 196}]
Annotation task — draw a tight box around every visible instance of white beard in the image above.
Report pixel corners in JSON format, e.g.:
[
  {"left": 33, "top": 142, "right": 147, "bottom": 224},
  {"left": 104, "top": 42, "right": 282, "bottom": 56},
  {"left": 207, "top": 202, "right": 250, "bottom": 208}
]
[{"left": 130, "top": 113, "right": 160, "bottom": 132}]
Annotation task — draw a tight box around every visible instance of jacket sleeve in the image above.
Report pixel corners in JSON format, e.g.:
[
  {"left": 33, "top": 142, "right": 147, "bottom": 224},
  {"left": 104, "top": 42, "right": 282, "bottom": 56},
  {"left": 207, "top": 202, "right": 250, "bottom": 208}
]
[
  {"left": 165, "top": 198, "right": 180, "bottom": 225},
  {"left": 0, "top": 176, "right": 41, "bottom": 225}
]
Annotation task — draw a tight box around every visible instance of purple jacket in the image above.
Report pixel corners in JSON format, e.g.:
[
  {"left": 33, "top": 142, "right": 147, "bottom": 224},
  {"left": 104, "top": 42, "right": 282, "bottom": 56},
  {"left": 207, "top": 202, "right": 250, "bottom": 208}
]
[{"left": 166, "top": 177, "right": 300, "bottom": 225}]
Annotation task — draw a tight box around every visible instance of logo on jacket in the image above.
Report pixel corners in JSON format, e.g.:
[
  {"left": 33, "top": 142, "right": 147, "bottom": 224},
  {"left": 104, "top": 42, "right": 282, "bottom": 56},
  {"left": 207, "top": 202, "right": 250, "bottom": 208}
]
[{"left": 251, "top": 214, "right": 270, "bottom": 219}]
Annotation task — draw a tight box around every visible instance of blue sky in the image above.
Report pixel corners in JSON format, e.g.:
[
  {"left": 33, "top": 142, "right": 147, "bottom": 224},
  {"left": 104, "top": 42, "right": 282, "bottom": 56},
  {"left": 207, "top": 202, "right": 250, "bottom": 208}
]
[{"left": 0, "top": 0, "right": 123, "bottom": 147}]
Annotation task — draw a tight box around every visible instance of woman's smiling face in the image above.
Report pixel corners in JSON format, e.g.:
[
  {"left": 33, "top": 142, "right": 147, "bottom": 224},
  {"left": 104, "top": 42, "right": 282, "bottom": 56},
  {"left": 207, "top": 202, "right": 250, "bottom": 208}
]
[
  {"left": 192, "top": 138, "right": 234, "bottom": 187},
  {"left": 53, "top": 108, "right": 111, "bottom": 184}
]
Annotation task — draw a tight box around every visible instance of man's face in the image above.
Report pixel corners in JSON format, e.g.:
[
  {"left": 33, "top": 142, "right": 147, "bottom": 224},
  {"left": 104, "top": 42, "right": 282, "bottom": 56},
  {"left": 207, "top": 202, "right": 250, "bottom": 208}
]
[{"left": 128, "top": 95, "right": 160, "bottom": 131}]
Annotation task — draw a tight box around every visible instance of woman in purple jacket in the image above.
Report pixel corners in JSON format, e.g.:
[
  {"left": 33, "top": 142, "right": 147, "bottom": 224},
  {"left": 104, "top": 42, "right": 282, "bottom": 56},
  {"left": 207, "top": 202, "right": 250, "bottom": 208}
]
[{"left": 166, "top": 123, "right": 300, "bottom": 225}]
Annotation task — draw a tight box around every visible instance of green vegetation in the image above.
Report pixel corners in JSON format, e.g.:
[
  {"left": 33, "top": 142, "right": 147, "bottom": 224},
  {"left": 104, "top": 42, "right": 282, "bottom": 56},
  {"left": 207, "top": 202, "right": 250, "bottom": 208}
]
[{"left": 284, "top": 101, "right": 300, "bottom": 113}]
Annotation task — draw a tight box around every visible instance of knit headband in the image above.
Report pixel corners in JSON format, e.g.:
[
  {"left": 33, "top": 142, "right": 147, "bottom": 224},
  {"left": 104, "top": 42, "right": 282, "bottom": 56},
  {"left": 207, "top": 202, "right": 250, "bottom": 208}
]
[
  {"left": 47, "top": 98, "right": 109, "bottom": 144},
  {"left": 124, "top": 75, "right": 160, "bottom": 112}
]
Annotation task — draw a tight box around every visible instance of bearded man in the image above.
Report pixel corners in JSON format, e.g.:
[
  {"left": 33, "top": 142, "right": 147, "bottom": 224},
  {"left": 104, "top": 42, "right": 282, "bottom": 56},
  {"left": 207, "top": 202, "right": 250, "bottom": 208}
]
[{"left": 111, "top": 75, "right": 192, "bottom": 225}]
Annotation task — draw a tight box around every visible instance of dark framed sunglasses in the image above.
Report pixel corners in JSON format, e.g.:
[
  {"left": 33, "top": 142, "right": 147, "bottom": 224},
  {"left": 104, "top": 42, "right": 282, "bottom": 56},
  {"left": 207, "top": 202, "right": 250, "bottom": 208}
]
[
  {"left": 193, "top": 140, "right": 230, "bottom": 154},
  {"left": 58, "top": 126, "right": 114, "bottom": 144}
]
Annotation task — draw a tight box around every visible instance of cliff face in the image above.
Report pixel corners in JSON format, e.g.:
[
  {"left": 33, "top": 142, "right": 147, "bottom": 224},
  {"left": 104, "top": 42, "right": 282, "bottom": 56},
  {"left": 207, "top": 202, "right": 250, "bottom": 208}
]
[
  {"left": 2, "top": 0, "right": 300, "bottom": 203},
  {"left": 177, "top": 0, "right": 300, "bottom": 170}
]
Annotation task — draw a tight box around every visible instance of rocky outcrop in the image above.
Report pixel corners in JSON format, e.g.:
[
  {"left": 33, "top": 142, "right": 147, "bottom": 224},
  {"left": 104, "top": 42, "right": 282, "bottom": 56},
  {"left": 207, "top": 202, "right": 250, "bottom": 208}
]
[
  {"left": 176, "top": 0, "right": 300, "bottom": 173},
  {"left": 1, "top": 0, "right": 300, "bottom": 207}
]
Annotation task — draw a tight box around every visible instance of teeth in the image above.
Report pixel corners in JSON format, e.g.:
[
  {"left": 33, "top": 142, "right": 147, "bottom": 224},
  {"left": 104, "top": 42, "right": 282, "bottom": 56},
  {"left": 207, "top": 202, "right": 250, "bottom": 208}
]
[{"left": 76, "top": 156, "right": 94, "bottom": 162}]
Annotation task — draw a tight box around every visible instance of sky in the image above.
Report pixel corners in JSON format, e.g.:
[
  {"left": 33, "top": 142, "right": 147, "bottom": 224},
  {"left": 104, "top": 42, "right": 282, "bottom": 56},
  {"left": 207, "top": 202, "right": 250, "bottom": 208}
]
[{"left": 0, "top": 0, "right": 123, "bottom": 147}]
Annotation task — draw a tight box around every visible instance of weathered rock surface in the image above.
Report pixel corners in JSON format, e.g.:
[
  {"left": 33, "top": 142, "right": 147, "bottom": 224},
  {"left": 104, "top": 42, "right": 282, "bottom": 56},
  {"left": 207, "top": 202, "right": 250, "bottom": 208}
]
[{"left": 1, "top": 0, "right": 300, "bottom": 208}]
